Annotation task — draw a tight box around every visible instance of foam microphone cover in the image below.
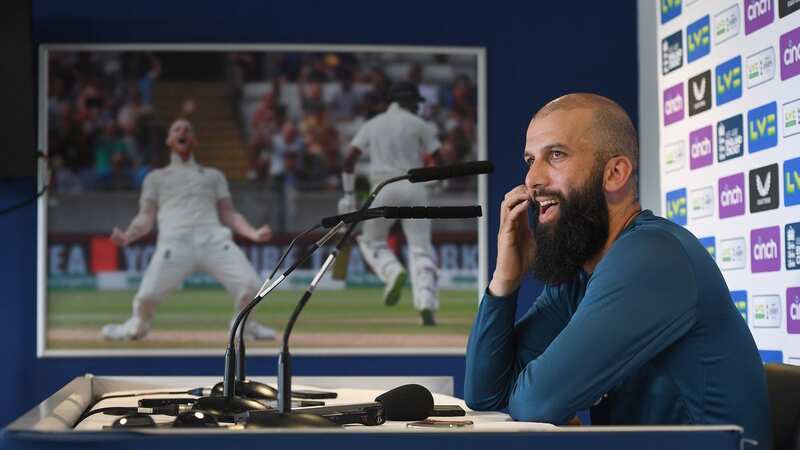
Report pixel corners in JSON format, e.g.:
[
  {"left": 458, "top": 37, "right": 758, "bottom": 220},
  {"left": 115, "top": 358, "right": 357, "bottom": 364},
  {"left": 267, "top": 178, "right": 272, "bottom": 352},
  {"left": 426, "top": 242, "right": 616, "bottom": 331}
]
[
  {"left": 374, "top": 384, "right": 434, "bottom": 421},
  {"left": 407, "top": 161, "right": 494, "bottom": 182}
]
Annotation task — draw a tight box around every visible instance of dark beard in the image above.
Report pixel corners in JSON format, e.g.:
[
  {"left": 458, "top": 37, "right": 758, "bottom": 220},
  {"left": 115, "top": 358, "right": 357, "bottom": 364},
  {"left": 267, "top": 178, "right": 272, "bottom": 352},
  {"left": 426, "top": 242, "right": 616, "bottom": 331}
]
[{"left": 530, "top": 168, "right": 609, "bottom": 285}]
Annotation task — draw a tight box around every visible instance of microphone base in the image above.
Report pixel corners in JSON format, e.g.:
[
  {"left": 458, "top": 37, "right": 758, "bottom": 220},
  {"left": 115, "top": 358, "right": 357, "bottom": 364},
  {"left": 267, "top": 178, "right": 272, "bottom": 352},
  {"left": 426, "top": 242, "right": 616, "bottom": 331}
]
[
  {"left": 244, "top": 411, "right": 340, "bottom": 428},
  {"left": 192, "top": 396, "right": 269, "bottom": 422},
  {"left": 211, "top": 379, "right": 278, "bottom": 401}
]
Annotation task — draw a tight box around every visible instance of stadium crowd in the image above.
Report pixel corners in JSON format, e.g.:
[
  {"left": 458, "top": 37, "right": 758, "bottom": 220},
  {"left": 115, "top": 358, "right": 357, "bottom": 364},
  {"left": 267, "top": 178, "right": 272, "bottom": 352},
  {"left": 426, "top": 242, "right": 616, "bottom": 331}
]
[
  {"left": 233, "top": 51, "right": 478, "bottom": 193},
  {"left": 47, "top": 51, "right": 478, "bottom": 194},
  {"left": 47, "top": 52, "right": 164, "bottom": 193}
]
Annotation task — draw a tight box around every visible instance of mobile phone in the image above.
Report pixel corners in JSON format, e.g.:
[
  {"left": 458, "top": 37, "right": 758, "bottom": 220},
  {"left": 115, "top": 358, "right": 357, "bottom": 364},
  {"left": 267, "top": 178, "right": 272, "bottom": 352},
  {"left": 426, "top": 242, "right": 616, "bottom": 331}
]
[
  {"left": 291, "top": 389, "right": 338, "bottom": 399},
  {"left": 430, "top": 404, "right": 466, "bottom": 417},
  {"left": 406, "top": 419, "right": 474, "bottom": 428}
]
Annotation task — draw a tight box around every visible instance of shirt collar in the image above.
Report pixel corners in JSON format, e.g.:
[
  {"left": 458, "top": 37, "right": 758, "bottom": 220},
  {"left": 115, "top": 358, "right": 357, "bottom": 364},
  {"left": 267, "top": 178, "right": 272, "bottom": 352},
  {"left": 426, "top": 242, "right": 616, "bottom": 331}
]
[{"left": 169, "top": 152, "right": 197, "bottom": 167}]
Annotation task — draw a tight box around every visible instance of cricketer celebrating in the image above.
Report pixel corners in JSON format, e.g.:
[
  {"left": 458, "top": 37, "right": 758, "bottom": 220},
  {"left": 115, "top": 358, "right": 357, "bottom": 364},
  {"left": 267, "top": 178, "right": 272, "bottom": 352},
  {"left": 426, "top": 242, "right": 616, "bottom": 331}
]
[{"left": 102, "top": 119, "right": 276, "bottom": 341}]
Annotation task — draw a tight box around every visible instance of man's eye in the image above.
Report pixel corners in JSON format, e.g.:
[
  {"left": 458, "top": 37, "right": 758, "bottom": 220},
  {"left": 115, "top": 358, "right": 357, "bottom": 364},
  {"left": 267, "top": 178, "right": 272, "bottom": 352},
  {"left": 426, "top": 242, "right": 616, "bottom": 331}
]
[
  {"left": 524, "top": 158, "right": 534, "bottom": 167},
  {"left": 550, "top": 151, "right": 564, "bottom": 160}
]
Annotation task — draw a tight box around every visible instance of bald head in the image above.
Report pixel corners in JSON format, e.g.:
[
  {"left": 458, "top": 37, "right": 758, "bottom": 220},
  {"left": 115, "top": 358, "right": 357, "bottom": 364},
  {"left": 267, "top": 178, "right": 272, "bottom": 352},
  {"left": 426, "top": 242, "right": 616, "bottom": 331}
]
[{"left": 532, "top": 93, "right": 639, "bottom": 185}]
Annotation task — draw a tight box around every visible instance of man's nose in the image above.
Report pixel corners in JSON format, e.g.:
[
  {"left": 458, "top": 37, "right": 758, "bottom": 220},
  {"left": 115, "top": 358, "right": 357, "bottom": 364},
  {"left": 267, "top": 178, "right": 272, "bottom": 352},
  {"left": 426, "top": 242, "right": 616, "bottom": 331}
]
[{"left": 524, "top": 160, "right": 547, "bottom": 191}]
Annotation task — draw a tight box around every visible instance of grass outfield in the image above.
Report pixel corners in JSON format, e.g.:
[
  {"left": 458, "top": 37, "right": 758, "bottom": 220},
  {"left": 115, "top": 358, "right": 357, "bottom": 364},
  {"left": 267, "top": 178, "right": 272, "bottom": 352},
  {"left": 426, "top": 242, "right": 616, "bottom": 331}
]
[{"left": 46, "top": 287, "right": 479, "bottom": 350}]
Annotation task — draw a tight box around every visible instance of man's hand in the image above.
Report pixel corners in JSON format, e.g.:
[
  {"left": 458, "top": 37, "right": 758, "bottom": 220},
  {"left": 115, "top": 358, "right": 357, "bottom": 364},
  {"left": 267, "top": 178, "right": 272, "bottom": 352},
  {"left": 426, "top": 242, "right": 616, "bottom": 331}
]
[
  {"left": 110, "top": 227, "right": 130, "bottom": 247},
  {"left": 251, "top": 225, "right": 273, "bottom": 243},
  {"left": 338, "top": 193, "right": 357, "bottom": 214},
  {"left": 488, "top": 185, "right": 534, "bottom": 296}
]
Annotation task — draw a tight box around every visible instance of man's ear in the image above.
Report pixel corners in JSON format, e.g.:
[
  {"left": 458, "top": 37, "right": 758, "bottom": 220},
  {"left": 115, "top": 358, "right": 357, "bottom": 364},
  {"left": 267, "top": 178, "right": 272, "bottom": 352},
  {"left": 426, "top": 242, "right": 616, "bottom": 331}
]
[{"left": 603, "top": 155, "right": 634, "bottom": 193}]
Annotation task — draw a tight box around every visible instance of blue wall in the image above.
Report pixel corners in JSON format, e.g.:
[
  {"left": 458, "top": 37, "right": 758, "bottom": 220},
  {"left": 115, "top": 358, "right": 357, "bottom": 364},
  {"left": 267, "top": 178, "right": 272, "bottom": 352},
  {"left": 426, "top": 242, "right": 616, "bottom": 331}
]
[{"left": 0, "top": 0, "right": 638, "bottom": 427}]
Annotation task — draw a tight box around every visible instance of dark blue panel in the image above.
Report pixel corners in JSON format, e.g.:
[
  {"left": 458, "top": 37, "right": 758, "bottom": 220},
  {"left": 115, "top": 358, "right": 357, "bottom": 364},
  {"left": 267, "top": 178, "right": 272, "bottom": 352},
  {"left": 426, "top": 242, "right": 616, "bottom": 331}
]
[
  {"left": 2, "top": 0, "right": 638, "bottom": 428},
  {"left": 1, "top": 429, "right": 741, "bottom": 450}
]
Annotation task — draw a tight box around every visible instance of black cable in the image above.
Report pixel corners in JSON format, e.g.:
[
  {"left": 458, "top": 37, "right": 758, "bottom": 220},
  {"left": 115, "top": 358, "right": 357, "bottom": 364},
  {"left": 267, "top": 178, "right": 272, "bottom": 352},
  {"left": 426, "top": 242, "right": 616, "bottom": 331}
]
[
  {"left": 97, "top": 388, "right": 205, "bottom": 401},
  {"left": 74, "top": 404, "right": 183, "bottom": 428},
  {"left": 75, "top": 387, "right": 206, "bottom": 428},
  {"left": 0, "top": 151, "right": 50, "bottom": 217}
]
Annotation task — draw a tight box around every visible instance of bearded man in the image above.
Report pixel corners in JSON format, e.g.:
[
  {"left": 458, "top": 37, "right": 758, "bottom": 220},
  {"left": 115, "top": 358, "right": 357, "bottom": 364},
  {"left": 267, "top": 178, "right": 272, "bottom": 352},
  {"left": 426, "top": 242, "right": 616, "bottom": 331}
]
[{"left": 464, "top": 94, "right": 771, "bottom": 448}]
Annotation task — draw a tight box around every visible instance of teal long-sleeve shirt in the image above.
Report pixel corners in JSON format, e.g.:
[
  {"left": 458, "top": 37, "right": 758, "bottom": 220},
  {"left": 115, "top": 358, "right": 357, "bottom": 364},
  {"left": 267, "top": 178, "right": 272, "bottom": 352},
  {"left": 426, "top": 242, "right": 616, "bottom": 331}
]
[{"left": 465, "top": 210, "right": 772, "bottom": 449}]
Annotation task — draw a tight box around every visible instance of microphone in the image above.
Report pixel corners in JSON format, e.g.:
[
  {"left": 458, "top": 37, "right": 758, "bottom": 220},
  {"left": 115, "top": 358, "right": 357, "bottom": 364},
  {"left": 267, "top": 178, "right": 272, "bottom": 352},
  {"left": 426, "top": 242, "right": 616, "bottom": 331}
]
[
  {"left": 320, "top": 206, "right": 482, "bottom": 227},
  {"left": 192, "top": 222, "right": 349, "bottom": 421},
  {"left": 381, "top": 206, "right": 481, "bottom": 219},
  {"left": 245, "top": 384, "right": 434, "bottom": 427},
  {"left": 407, "top": 160, "right": 494, "bottom": 183},
  {"left": 214, "top": 170, "right": 417, "bottom": 426},
  {"left": 230, "top": 162, "right": 485, "bottom": 425}
]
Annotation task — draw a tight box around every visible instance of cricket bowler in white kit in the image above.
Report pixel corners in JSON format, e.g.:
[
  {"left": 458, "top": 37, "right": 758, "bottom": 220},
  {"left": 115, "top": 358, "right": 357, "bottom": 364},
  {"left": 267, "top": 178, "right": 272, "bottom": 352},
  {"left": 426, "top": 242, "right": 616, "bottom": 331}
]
[
  {"left": 103, "top": 119, "right": 276, "bottom": 341},
  {"left": 339, "top": 82, "right": 441, "bottom": 326}
]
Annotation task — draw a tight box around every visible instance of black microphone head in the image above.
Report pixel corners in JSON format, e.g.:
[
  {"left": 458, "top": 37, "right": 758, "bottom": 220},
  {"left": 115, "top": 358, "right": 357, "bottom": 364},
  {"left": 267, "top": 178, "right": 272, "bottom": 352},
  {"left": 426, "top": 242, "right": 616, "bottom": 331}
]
[
  {"left": 407, "top": 160, "right": 494, "bottom": 183},
  {"left": 374, "top": 384, "right": 433, "bottom": 421}
]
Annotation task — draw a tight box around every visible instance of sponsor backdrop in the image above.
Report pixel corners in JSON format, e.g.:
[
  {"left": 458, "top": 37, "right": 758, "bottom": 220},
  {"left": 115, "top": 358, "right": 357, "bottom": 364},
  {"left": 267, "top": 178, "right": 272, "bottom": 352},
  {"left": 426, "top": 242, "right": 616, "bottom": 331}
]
[{"left": 658, "top": 0, "right": 800, "bottom": 364}]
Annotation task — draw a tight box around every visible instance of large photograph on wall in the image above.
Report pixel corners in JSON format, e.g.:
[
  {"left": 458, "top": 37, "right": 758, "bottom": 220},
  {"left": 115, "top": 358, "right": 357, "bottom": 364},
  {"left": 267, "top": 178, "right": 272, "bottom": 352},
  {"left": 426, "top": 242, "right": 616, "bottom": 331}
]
[{"left": 38, "top": 44, "right": 486, "bottom": 356}]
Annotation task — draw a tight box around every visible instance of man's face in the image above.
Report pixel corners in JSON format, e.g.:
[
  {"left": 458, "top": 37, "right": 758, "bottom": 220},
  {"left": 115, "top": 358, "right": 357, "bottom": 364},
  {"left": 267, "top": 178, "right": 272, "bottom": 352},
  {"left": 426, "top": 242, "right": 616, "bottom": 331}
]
[
  {"left": 523, "top": 108, "right": 610, "bottom": 283},
  {"left": 166, "top": 120, "right": 196, "bottom": 155}
]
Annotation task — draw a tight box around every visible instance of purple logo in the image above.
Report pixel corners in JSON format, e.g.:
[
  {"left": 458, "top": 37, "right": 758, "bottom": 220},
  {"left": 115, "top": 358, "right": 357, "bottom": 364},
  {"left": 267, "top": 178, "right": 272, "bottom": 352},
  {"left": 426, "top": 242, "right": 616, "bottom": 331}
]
[
  {"left": 663, "top": 82, "right": 684, "bottom": 126},
  {"left": 690, "top": 126, "right": 714, "bottom": 170},
  {"left": 751, "top": 226, "right": 781, "bottom": 272},
  {"left": 780, "top": 26, "right": 800, "bottom": 80},
  {"left": 745, "top": 0, "right": 775, "bottom": 35},
  {"left": 788, "top": 287, "right": 800, "bottom": 334},
  {"left": 719, "top": 173, "right": 745, "bottom": 218}
]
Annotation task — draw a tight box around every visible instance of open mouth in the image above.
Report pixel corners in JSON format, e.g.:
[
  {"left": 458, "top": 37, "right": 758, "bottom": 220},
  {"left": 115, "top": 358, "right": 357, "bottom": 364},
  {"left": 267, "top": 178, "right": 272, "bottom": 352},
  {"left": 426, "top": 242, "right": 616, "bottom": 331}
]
[
  {"left": 177, "top": 137, "right": 188, "bottom": 145},
  {"left": 537, "top": 198, "right": 560, "bottom": 222}
]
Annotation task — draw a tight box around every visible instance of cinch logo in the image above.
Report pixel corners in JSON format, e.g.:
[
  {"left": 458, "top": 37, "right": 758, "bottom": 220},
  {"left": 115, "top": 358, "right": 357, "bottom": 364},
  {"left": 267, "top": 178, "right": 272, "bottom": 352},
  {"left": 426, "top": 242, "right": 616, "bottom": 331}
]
[
  {"left": 662, "top": 0, "right": 682, "bottom": 23},
  {"left": 788, "top": 287, "right": 800, "bottom": 333},
  {"left": 751, "top": 226, "right": 781, "bottom": 272},
  {"left": 699, "top": 236, "right": 716, "bottom": 259},
  {"left": 662, "top": 30, "right": 683, "bottom": 75},
  {"left": 747, "top": 47, "right": 776, "bottom": 88},
  {"left": 689, "top": 71, "right": 712, "bottom": 116},
  {"left": 690, "top": 186, "right": 714, "bottom": 220},
  {"left": 787, "top": 222, "right": 800, "bottom": 270},
  {"left": 717, "top": 114, "right": 744, "bottom": 162},
  {"left": 731, "top": 290, "right": 747, "bottom": 323},
  {"left": 690, "top": 126, "right": 713, "bottom": 169},
  {"left": 752, "top": 294, "right": 781, "bottom": 328},
  {"left": 780, "top": 26, "right": 800, "bottom": 80},
  {"left": 719, "top": 172, "right": 745, "bottom": 218},
  {"left": 666, "top": 188, "right": 688, "bottom": 225},
  {"left": 664, "top": 140, "right": 686, "bottom": 173},
  {"left": 745, "top": 0, "right": 775, "bottom": 35},
  {"left": 663, "top": 83, "right": 685, "bottom": 126},
  {"left": 749, "top": 163, "right": 779, "bottom": 213},
  {"left": 779, "top": 0, "right": 800, "bottom": 18},
  {"left": 785, "top": 156, "right": 800, "bottom": 206},
  {"left": 687, "top": 15, "right": 711, "bottom": 63},
  {"left": 719, "top": 237, "right": 746, "bottom": 270},
  {"left": 748, "top": 101, "right": 778, "bottom": 153},
  {"left": 785, "top": 98, "right": 800, "bottom": 138},
  {"left": 714, "top": 4, "right": 741, "bottom": 45},
  {"left": 716, "top": 55, "right": 742, "bottom": 105}
]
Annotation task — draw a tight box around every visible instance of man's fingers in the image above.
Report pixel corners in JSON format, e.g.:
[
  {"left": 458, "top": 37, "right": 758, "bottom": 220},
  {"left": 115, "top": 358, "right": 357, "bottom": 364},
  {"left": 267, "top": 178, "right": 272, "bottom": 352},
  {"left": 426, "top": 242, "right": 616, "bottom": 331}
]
[{"left": 506, "top": 197, "right": 530, "bottom": 224}]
